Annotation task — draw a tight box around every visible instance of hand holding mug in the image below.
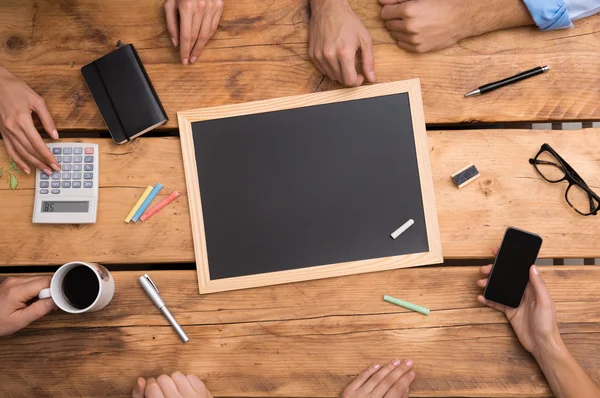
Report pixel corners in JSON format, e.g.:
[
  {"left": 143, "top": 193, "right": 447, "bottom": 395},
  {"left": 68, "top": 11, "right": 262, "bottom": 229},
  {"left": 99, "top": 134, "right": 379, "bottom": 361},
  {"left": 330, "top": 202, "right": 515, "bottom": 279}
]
[{"left": 0, "top": 276, "right": 57, "bottom": 337}]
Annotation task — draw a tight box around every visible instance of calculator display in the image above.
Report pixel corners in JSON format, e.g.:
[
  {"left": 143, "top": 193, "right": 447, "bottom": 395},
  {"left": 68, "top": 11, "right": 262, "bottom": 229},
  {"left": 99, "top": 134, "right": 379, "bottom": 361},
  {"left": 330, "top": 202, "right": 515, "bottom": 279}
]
[{"left": 41, "top": 201, "right": 89, "bottom": 213}]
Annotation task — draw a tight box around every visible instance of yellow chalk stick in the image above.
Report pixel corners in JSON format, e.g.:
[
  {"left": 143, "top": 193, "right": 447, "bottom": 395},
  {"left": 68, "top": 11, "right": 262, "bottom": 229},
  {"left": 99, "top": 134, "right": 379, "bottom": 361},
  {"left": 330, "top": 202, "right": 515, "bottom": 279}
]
[{"left": 125, "top": 185, "right": 153, "bottom": 223}]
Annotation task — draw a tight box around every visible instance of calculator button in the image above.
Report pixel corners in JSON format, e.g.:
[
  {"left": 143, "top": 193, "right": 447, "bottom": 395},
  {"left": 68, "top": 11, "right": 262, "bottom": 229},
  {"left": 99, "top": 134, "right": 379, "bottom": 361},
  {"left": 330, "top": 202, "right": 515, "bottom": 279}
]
[
  {"left": 73, "top": 156, "right": 82, "bottom": 163},
  {"left": 83, "top": 181, "right": 93, "bottom": 188},
  {"left": 62, "top": 173, "right": 71, "bottom": 179},
  {"left": 62, "top": 181, "right": 71, "bottom": 188},
  {"left": 84, "top": 164, "right": 94, "bottom": 171},
  {"left": 51, "top": 189, "right": 60, "bottom": 194},
  {"left": 62, "top": 156, "right": 72, "bottom": 163},
  {"left": 84, "top": 156, "right": 94, "bottom": 163},
  {"left": 40, "top": 181, "right": 49, "bottom": 188},
  {"left": 51, "top": 172, "right": 61, "bottom": 180},
  {"left": 73, "top": 147, "right": 83, "bottom": 155},
  {"left": 72, "top": 181, "right": 82, "bottom": 188},
  {"left": 73, "top": 164, "right": 82, "bottom": 171},
  {"left": 72, "top": 172, "right": 82, "bottom": 180},
  {"left": 52, "top": 148, "right": 62, "bottom": 155},
  {"left": 62, "top": 164, "right": 72, "bottom": 171},
  {"left": 84, "top": 173, "right": 93, "bottom": 180},
  {"left": 39, "top": 189, "right": 49, "bottom": 194},
  {"left": 85, "top": 147, "right": 94, "bottom": 154},
  {"left": 51, "top": 181, "right": 60, "bottom": 188},
  {"left": 54, "top": 156, "right": 61, "bottom": 163},
  {"left": 40, "top": 173, "right": 50, "bottom": 180}
]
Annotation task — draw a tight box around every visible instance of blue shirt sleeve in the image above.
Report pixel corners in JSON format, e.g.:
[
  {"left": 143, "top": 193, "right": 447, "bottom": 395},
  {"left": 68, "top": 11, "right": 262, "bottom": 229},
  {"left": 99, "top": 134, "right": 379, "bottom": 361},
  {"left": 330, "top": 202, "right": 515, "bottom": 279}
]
[{"left": 522, "top": 0, "right": 574, "bottom": 30}]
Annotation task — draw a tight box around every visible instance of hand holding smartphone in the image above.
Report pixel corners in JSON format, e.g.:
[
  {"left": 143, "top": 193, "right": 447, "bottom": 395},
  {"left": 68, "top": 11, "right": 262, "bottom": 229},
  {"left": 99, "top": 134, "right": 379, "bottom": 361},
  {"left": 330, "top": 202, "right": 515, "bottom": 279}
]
[{"left": 484, "top": 227, "right": 543, "bottom": 308}]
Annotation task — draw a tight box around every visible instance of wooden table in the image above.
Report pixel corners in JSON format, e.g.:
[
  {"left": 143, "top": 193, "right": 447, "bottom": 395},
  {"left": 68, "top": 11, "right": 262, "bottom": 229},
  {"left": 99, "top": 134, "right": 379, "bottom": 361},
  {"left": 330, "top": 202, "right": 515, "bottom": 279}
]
[{"left": 1, "top": 1, "right": 599, "bottom": 397}]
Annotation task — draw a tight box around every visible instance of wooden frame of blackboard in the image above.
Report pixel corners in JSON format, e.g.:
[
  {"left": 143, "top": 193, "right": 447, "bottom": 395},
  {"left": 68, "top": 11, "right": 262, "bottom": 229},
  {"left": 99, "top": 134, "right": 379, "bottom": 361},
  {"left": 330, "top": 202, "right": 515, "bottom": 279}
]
[{"left": 178, "top": 79, "right": 442, "bottom": 294}]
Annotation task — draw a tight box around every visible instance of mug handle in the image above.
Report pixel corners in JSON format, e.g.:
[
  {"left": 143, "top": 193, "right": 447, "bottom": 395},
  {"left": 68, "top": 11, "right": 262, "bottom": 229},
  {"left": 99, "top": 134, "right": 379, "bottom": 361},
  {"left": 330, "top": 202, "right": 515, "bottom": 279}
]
[{"left": 38, "top": 288, "right": 52, "bottom": 300}]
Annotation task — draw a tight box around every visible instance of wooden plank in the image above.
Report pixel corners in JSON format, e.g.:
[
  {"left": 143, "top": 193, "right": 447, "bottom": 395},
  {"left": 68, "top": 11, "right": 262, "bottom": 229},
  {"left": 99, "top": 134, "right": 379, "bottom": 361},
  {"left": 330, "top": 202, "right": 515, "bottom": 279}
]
[
  {"left": 0, "top": 129, "right": 599, "bottom": 266},
  {"left": 179, "top": 80, "right": 443, "bottom": 293},
  {"left": 0, "top": 266, "right": 599, "bottom": 397},
  {"left": 0, "top": 1, "right": 599, "bottom": 128}
]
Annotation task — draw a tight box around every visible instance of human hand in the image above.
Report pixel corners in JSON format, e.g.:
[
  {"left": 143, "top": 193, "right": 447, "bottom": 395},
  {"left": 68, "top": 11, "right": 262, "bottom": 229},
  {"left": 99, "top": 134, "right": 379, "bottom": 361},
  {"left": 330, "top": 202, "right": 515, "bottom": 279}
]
[
  {"left": 378, "top": 0, "right": 533, "bottom": 53},
  {"left": 0, "top": 277, "right": 57, "bottom": 337},
  {"left": 477, "top": 249, "right": 561, "bottom": 356},
  {"left": 339, "top": 359, "right": 415, "bottom": 398},
  {"left": 132, "top": 372, "right": 213, "bottom": 398},
  {"left": 0, "top": 67, "right": 59, "bottom": 176},
  {"left": 164, "top": 0, "right": 224, "bottom": 65},
  {"left": 309, "top": 0, "right": 375, "bottom": 87}
]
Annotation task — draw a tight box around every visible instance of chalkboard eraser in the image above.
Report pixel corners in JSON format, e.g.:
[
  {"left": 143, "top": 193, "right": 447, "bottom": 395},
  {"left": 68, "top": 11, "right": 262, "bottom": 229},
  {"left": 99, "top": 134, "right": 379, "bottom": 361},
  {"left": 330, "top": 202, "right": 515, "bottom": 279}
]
[{"left": 451, "top": 164, "right": 480, "bottom": 188}]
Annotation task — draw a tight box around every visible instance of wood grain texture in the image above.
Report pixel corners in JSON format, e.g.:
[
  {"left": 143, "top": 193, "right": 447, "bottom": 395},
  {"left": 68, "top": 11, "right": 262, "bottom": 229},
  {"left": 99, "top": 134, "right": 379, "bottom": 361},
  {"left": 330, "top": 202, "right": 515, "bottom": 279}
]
[
  {"left": 0, "top": 129, "right": 599, "bottom": 266},
  {"left": 179, "top": 80, "right": 443, "bottom": 293},
  {"left": 0, "top": 0, "right": 598, "bottom": 129},
  {"left": 0, "top": 266, "right": 599, "bottom": 397}
]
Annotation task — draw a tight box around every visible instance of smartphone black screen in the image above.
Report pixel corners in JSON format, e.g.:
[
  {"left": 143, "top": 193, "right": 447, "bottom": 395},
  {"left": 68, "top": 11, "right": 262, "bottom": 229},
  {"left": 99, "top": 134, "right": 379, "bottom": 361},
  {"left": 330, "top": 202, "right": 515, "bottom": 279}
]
[{"left": 484, "top": 228, "right": 543, "bottom": 308}]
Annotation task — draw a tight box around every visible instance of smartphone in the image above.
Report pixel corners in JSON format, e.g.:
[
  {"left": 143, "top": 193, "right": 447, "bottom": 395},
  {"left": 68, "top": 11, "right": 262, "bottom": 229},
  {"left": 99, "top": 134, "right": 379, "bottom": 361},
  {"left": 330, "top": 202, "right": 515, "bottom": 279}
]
[{"left": 484, "top": 227, "right": 543, "bottom": 308}]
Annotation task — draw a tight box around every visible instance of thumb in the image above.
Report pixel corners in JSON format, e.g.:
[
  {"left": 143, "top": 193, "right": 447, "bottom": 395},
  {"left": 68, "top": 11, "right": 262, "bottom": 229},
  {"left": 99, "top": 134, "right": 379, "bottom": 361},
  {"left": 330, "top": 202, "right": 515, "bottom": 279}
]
[
  {"left": 529, "top": 265, "right": 552, "bottom": 306},
  {"left": 132, "top": 377, "right": 147, "bottom": 398},
  {"left": 31, "top": 97, "right": 59, "bottom": 140},
  {"left": 13, "top": 298, "right": 55, "bottom": 331},
  {"left": 360, "top": 36, "right": 376, "bottom": 83}
]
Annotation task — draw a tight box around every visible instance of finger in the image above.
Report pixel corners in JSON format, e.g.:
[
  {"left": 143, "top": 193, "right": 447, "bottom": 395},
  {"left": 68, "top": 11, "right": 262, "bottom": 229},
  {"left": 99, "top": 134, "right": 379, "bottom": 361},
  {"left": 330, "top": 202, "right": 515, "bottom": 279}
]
[
  {"left": 339, "top": 49, "right": 361, "bottom": 87},
  {"left": 476, "top": 278, "right": 488, "bottom": 288},
  {"left": 477, "top": 295, "right": 506, "bottom": 313},
  {"left": 187, "top": 374, "right": 208, "bottom": 393},
  {"left": 492, "top": 248, "right": 499, "bottom": 256},
  {"left": 190, "top": 8, "right": 215, "bottom": 63},
  {"left": 14, "top": 298, "right": 56, "bottom": 331},
  {"left": 479, "top": 264, "right": 493, "bottom": 276},
  {"left": 362, "top": 359, "right": 404, "bottom": 393},
  {"left": 30, "top": 96, "right": 58, "bottom": 140},
  {"left": 8, "top": 134, "right": 52, "bottom": 176},
  {"left": 395, "top": 40, "right": 418, "bottom": 53},
  {"left": 345, "top": 364, "right": 381, "bottom": 392},
  {"left": 19, "top": 118, "right": 59, "bottom": 170},
  {"left": 210, "top": 5, "right": 222, "bottom": 36},
  {"left": 171, "top": 371, "right": 196, "bottom": 395},
  {"left": 384, "top": 371, "right": 415, "bottom": 398},
  {"left": 164, "top": 0, "right": 180, "bottom": 47},
  {"left": 14, "top": 276, "right": 52, "bottom": 302},
  {"left": 529, "top": 265, "right": 552, "bottom": 306},
  {"left": 323, "top": 48, "right": 343, "bottom": 83},
  {"left": 1, "top": 133, "right": 33, "bottom": 175},
  {"left": 156, "top": 374, "right": 179, "bottom": 395},
  {"left": 401, "top": 389, "right": 409, "bottom": 398},
  {"left": 145, "top": 378, "right": 165, "bottom": 398},
  {"left": 385, "top": 19, "right": 411, "bottom": 33},
  {"left": 187, "top": 11, "right": 203, "bottom": 64},
  {"left": 378, "top": 0, "right": 410, "bottom": 5},
  {"left": 381, "top": 4, "right": 407, "bottom": 20},
  {"left": 359, "top": 36, "right": 376, "bottom": 83},
  {"left": 132, "top": 377, "right": 147, "bottom": 398},
  {"left": 372, "top": 359, "right": 413, "bottom": 396},
  {"left": 179, "top": 5, "right": 194, "bottom": 64}
]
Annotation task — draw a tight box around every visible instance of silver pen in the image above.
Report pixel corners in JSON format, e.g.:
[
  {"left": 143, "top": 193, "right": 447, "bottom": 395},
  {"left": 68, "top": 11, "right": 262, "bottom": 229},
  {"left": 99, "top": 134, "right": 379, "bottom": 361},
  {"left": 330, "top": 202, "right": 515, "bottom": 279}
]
[{"left": 139, "top": 274, "right": 190, "bottom": 343}]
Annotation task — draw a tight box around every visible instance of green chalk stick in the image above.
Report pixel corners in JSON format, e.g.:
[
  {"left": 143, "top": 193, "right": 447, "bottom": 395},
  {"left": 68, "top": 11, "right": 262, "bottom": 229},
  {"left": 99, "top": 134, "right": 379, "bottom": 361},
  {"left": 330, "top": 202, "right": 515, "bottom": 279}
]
[{"left": 383, "top": 295, "right": 430, "bottom": 316}]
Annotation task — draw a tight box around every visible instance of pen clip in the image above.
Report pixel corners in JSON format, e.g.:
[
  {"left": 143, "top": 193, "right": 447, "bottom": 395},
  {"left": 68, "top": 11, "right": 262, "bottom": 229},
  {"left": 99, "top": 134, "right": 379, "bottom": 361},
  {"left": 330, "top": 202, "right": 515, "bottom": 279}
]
[{"left": 143, "top": 273, "right": 159, "bottom": 293}]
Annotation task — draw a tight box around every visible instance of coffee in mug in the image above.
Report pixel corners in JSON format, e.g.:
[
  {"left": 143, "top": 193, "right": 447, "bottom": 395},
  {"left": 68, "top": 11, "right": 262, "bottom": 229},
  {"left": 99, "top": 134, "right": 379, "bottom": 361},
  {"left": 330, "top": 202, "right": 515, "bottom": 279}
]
[{"left": 38, "top": 262, "right": 114, "bottom": 313}]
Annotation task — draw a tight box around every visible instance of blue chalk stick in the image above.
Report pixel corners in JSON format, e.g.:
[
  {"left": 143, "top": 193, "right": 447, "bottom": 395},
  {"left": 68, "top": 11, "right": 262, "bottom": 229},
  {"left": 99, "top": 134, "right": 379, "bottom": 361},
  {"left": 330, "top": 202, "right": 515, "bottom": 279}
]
[{"left": 132, "top": 183, "right": 163, "bottom": 222}]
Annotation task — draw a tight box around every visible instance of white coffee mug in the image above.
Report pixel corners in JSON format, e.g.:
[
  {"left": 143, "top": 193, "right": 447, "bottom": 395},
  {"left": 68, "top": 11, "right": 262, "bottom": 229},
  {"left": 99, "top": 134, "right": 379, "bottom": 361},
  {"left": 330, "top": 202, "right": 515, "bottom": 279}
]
[{"left": 38, "top": 261, "right": 115, "bottom": 313}]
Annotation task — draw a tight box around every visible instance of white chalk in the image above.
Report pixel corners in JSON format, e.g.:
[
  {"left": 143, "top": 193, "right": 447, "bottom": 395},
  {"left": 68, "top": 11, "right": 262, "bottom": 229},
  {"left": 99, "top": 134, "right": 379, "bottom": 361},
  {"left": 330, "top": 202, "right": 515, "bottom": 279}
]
[{"left": 391, "top": 219, "right": 414, "bottom": 240}]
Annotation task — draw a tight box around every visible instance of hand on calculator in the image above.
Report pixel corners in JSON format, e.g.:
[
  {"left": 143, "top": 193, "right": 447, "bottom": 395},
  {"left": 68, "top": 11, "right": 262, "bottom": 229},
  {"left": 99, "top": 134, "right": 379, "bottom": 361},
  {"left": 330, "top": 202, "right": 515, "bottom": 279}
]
[
  {"left": 133, "top": 373, "right": 212, "bottom": 398},
  {"left": 0, "top": 66, "right": 60, "bottom": 176}
]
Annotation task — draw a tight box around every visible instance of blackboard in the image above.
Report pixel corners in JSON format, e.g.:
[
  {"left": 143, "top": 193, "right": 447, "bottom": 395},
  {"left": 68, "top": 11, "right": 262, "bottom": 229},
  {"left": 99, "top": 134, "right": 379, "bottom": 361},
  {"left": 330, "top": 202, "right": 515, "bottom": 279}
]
[{"left": 179, "top": 80, "right": 442, "bottom": 294}]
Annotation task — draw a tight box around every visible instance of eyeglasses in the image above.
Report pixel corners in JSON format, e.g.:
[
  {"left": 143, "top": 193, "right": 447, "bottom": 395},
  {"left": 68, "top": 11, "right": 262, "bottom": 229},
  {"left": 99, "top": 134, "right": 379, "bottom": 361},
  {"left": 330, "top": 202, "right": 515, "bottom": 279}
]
[{"left": 529, "top": 143, "right": 599, "bottom": 216}]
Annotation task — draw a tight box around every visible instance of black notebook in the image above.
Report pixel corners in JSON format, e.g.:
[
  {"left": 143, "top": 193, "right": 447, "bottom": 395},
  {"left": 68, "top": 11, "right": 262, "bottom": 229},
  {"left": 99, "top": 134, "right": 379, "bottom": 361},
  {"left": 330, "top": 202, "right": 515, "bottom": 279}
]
[{"left": 81, "top": 44, "right": 168, "bottom": 144}]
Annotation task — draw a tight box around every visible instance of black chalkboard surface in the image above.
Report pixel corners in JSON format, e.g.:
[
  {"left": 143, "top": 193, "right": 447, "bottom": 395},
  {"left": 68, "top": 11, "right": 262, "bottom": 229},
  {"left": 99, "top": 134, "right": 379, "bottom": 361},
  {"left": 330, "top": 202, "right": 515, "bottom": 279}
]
[{"left": 191, "top": 93, "right": 428, "bottom": 280}]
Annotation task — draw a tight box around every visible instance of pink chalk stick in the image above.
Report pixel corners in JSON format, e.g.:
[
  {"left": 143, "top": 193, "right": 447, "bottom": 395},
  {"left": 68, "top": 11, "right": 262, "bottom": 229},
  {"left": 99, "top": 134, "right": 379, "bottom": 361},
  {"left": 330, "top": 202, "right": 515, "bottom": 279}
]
[{"left": 140, "top": 191, "right": 180, "bottom": 221}]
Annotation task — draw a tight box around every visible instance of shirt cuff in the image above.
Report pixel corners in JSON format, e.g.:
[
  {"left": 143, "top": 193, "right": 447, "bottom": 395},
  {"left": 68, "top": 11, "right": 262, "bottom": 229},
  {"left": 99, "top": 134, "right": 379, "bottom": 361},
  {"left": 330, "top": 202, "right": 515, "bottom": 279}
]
[{"left": 522, "top": 0, "right": 574, "bottom": 30}]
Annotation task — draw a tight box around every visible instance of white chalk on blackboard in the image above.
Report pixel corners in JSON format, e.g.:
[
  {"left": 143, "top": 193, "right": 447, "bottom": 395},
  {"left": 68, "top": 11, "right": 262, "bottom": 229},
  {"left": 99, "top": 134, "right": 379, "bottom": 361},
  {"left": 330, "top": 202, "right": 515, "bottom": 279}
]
[{"left": 391, "top": 219, "right": 415, "bottom": 240}]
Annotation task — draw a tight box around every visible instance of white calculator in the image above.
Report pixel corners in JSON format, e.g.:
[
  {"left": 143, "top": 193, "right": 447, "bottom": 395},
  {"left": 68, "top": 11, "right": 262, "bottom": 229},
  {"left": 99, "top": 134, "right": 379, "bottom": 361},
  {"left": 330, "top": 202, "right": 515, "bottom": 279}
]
[{"left": 32, "top": 143, "right": 99, "bottom": 224}]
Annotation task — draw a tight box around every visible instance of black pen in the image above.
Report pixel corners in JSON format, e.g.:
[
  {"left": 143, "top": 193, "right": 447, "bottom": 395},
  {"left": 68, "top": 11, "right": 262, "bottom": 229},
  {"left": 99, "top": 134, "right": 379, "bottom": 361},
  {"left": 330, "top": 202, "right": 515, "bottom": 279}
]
[{"left": 464, "top": 66, "right": 550, "bottom": 97}]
